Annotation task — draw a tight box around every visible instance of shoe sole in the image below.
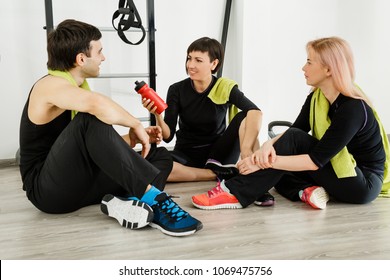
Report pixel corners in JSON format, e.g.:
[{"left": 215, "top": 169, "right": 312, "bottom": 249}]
[
  {"left": 101, "top": 194, "right": 154, "bottom": 229},
  {"left": 192, "top": 201, "right": 242, "bottom": 210},
  {"left": 205, "top": 161, "right": 239, "bottom": 181},
  {"left": 149, "top": 222, "right": 203, "bottom": 237},
  {"left": 206, "top": 161, "right": 237, "bottom": 169},
  {"left": 308, "top": 187, "right": 329, "bottom": 210},
  {"left": 254, "top": 199, "right": 275, "bottom": 207}
]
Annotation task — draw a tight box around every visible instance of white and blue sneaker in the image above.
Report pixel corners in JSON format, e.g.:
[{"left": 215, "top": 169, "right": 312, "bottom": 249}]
[
  {"left": 101, "top": 194, "right": 154, "bottom": 229},
  {"left": 150, "top": 193, "right": 203, "bottom": 237}
]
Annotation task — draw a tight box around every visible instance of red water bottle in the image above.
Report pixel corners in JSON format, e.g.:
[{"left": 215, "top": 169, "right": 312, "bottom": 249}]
[{"left": 134, "top": 80, "right": 168, "bottom": 114}]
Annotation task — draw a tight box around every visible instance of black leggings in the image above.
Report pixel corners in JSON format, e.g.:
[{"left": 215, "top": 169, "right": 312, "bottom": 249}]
[
  {"left": 225, "top": 127, "right": 383, "bottom": 207},
  {"left": 171, "top": 111, "right": 246, "bottom": 168},
  {"left": 28, "top": 113, "right": 173, "bottom": 214}
]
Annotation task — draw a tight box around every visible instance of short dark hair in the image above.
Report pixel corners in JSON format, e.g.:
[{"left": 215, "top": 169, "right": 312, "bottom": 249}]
[
  {"left": 47, "top": 19, "right": 102, "bottom": 71},
  {"left": 186, "top": 37, "right": 224, "bottom": 74}
]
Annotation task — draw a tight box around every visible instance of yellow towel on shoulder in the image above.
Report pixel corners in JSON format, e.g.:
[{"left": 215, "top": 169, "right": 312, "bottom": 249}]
[
  {"left": 48, "top": 69, "right": 91, "bottom": 119},
  {"left": 309, "top": 88, "right": 357, "bottom": 178},
  {"left": 207, "top": 77, "right": 239, "bottom": 123},
  {"left": 310, "top": 88, "right": 390, "bottom": 197},
  {"left": 354, "top": 86, "right": 390, "bottom": 197},
  {"left": 373, "top": 110, "right": 390, "bottom": 197}
]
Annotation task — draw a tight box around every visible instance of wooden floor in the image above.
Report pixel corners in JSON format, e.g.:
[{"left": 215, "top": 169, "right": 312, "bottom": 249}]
[{"left": 1, "top": 162, "right": 390, "bottom": 260}]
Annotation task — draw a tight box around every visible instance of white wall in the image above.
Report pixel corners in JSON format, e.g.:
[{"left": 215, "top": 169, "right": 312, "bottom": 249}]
[
  {"left": 1, "top": 0, "right": 389, "bottom": 159},
  {"left": 226, "top": 0, "right": 390, "bottom": 142}
]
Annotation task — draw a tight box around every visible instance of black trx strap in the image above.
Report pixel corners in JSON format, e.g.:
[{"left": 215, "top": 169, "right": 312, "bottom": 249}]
[{"left": 112, "top": 0, "right": 146, "bottom": 45}]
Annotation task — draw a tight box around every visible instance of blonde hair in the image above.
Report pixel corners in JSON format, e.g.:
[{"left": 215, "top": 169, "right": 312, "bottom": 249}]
[{"left": 307, "top": 37, "right": 371, "bottom": 105}]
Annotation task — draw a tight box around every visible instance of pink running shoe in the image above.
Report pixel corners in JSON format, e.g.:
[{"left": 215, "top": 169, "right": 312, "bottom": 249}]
[
  {"left": 192, "top": 181, "right": 242, "bottom": 210},
  {"left": 300, "top": 186, "right": 329, "bottom": 210}
]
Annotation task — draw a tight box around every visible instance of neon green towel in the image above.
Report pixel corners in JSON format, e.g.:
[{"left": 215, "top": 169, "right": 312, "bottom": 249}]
[
  {"left": 310, "top": 88, "right": 390, "bottom": 197},
  {"left": 373, "top": 110, "right": 390, "bottom": 197},
  {"left": 309, "top": 88, "right": 357, "bottom": 178},
  {"left": 48, "top": 69, "right": 91, "bottom": 119},
  {"left": 207, "top": 77, "right": 239, "bottom": 123},
  {"left": 355, "top": 86, "right": 390, "bottom": 197}
]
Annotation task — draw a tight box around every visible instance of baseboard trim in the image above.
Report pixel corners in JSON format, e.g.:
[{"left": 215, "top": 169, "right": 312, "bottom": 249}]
[{"left": 0, "top": 158, "right": 18, "bottom": 168}]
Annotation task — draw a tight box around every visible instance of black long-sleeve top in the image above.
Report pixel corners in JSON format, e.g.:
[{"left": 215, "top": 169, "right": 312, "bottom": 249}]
[
  {"left": 291, "top": 92, "right": 385, "bottom": 177},
  {"left": 163, "top": 76, "right": 260, "bottom": 149}
]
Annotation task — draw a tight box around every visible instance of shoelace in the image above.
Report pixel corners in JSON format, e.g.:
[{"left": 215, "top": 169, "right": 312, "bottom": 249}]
[
  {"left": 207, "top": 182, "right": 224, "bottom": 198},
  {"left": 158, "top": 195, "right": 188, "bottom": 222}
]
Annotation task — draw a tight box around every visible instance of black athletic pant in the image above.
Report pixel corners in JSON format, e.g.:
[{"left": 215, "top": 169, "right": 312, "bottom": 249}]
[
  {"left": 171, "top": 111, "right": 246, "bottom": 168},
  {"left": 28, "top": 113, "right": 173, "bottom": 214},
  {"left": 225, "top": 127, "right": 383, "bottom": 207}
]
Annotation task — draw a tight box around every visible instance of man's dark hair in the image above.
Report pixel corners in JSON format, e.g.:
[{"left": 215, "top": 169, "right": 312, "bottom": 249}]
[{"left": 47, "top": 19, "right": 102, "bottom": 71}]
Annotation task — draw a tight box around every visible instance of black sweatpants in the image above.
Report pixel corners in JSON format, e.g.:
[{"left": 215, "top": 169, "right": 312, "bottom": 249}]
[
  {"left": 171, "top": 111, "right": 246, "bottom": 168},
  {"left": 28, "top": 113, "right": 173, "bottom": 214},
  {"left": 225, "top": 127, "right": 383, "bottom": 207}
]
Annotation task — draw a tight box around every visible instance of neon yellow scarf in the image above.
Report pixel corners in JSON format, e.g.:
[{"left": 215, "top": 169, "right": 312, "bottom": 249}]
[
  {"left": 48, "top": 69, "right": 91, "bottom": 119},
  {"left": 207, "top": 77, "right": 239, "bottom": 123}
]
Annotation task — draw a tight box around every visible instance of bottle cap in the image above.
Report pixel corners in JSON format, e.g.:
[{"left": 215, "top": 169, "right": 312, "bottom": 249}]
[{"left": 134, "top": 80, "right": 146, "bottom": 91}]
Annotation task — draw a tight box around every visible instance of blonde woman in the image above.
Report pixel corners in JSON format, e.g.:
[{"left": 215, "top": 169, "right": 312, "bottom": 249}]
[{"left": 192, "top": 37, "right": 388, "bottom": 210}]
